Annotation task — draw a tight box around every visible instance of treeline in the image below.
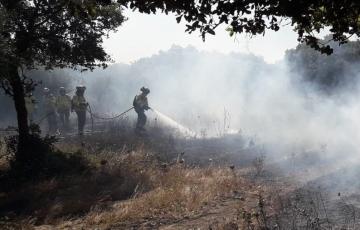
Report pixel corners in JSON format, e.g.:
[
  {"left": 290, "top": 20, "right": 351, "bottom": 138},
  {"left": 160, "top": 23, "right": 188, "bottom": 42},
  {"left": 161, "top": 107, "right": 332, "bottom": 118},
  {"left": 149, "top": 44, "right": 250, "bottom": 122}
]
[
  {"left": 286, "top": 37, "right": 360, "bottom": 94},
  {"left": 1, "top": 41, "right": 360, "bottom": 127}
]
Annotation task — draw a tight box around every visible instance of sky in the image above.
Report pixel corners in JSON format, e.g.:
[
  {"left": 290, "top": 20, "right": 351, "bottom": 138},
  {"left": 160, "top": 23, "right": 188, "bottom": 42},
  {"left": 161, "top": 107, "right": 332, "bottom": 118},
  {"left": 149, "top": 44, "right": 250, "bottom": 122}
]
[{"left": 103, "top": 10, "right": 300, "bottom": 64}]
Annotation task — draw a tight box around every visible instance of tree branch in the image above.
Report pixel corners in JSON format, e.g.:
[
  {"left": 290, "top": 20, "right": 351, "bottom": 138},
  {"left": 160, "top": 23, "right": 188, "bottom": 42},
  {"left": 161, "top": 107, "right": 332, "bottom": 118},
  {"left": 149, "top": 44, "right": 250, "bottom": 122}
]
[{"left": 0, "top": 79, "right": 14, "bottom": 97}]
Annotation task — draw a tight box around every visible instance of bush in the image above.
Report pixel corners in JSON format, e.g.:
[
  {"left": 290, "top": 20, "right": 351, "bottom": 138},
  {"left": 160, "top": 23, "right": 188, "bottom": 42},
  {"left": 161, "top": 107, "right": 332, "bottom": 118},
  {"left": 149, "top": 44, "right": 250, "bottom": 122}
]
[{"left": 1, "top": 125, "right": 90, "bottom": 190}]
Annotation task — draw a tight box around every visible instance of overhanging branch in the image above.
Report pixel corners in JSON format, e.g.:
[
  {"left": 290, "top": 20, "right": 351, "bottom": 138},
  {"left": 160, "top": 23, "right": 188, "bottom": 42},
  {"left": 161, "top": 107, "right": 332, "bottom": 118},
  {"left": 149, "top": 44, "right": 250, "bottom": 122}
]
[{"left": 0, "top": 79, "right": 14, "bottom": 97}]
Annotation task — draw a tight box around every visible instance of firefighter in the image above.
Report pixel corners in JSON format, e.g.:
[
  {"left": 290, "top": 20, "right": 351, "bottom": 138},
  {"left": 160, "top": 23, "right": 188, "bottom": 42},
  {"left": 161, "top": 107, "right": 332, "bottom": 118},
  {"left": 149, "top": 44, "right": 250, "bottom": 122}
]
[
  {"left": 25, "top": 92, "right": 36, "bottom": 124},
  {"left": 43, "top": 87, "right": 58, "bottom": 135},
  {"left": 72, "top": 86, "right": 88, "bottom": 135},
  {"left": 133, "top": 87, "right": 150, "bottom": 134},
  {"left": 56, "top": 87, "right": 71, "bottom": 132}
]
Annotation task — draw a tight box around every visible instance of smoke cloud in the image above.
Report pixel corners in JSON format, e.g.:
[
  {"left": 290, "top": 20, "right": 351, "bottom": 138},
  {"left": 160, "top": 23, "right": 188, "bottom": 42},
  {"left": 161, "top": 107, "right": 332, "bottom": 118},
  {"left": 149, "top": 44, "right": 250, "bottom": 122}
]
[
  {"left": 67, "top": 44, "right": 360, "bottom": 164},
  {"left": 1, "top": 41, "right": 360, "bottom": 168}
]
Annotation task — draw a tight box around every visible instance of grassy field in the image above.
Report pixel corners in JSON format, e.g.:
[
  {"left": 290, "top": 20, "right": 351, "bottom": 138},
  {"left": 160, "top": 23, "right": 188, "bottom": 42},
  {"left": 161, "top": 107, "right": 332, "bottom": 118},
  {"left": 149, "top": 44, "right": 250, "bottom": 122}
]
[{"left": 1, "top": 122, "right": 360, "bottom": 229}]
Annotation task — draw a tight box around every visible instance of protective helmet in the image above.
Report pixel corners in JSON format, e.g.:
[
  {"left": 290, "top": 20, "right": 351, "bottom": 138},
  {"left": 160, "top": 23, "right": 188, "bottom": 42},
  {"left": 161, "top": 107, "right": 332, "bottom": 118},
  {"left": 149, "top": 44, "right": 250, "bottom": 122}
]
[
  {"left": 76, "top": 85, "right": 86, "bottom": 91},
  {"left": 140, "top": 87, "right": 150, "bottom": 94},
  {"left": 43, "top": 87, "right": 50, "bottom": 94},
  {"left": 59, "top": 87, "right": 66, "bottom": 94}
]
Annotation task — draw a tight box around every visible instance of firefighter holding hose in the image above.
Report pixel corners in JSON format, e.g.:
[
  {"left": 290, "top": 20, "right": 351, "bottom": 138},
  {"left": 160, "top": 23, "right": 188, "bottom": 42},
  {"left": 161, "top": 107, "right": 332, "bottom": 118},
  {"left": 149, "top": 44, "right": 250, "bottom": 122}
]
[{"left": 133, "top": 87, "right": 150, "bottom": 134}]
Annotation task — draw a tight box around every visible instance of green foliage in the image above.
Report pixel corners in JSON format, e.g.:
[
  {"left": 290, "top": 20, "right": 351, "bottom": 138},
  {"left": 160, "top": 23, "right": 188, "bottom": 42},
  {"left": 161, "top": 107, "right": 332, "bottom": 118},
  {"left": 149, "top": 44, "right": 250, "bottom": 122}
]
[
  {"left": 286, "top": 38, "right": 360, "bottom": 92},
  {"left": 1, "top": 124, "right": 88, "bottom": 184},
  {"left": 0, "top": 0, "right": 125, "bottom": 73},
  {"left": 119, "top": 0, "right": 360, "bottom": 54},
  {"left": 0, "top": 0, "right": 125, "bottom": 167}
]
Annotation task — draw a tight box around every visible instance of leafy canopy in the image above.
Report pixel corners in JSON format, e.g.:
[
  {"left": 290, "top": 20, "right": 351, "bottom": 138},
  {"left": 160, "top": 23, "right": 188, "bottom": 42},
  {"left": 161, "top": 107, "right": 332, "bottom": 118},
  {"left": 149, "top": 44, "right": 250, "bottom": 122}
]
[
  {"left": 119, "top": 0, "right": 360, "bottom": 54},
  {"left": 0, "top": 0, "right": 125, "bottom": 72},
  {"left": 286, "top": 37, "right": 360, "bottom": 92}
]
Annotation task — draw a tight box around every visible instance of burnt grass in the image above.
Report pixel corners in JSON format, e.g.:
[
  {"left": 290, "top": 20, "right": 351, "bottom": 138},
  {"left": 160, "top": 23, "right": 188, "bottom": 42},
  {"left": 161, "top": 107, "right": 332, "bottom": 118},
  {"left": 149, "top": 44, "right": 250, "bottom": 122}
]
[
  {"left": 0, "top": 119, "right": 258, "bottom": 226},
  {"left": 1, "top": 119, "right": 360, "bottom": 229}
]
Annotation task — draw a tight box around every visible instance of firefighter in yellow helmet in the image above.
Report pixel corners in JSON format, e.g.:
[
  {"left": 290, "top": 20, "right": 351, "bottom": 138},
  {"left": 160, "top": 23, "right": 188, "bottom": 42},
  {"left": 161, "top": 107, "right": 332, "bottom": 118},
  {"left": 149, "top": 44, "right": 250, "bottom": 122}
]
[
  {"left": 71, "top": 86, "right": 88, "bottom": 135},
  {"left": 133, "top": 87, "right": 150, "bottom": 134},
  {"left": 43, "top": 87, "right": 58, "bottom": 135},
  {"left": 56, "top": 87, "right": 71, "bottom": 132}
]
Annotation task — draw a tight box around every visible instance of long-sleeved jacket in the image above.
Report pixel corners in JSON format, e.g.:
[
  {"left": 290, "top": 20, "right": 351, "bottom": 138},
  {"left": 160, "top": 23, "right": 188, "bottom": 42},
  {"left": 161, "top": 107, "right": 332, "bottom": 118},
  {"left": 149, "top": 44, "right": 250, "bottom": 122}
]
[
  {"left": 72, "top": 95, "right": 88, "bottom": 112},
  {"left": 44, "top": 94, "right": 57, "bottom": 113},
  {"left": 25, "top": 95, "right": 36, "bottom": 114},
  {"left": 56, "top": 95, "right": 72, "bottom": 112},
  {"left": 133, "top": 94, "right": 149, "bottom": 112}
]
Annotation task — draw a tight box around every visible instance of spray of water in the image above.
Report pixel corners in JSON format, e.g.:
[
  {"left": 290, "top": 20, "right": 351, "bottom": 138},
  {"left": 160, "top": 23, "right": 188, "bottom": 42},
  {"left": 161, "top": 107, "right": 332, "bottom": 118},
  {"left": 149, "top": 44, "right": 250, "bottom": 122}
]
[{"left": 152, "top": 109, "right": 196, "bottom": 137}]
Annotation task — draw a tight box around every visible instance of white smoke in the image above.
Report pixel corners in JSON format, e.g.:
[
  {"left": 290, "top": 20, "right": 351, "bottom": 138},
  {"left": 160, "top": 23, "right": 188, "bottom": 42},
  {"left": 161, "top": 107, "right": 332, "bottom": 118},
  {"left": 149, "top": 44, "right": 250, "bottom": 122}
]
[{"left": 67, "top": 45, "right": 360, "bottom": 165}]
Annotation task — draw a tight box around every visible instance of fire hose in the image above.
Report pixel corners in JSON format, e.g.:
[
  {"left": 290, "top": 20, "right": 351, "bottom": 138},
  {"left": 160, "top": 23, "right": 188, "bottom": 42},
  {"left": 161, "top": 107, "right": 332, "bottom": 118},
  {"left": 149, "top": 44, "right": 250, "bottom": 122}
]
[
  {"left": 87, "top": 105, "right": 134, "bottom": 133},
  {"left": 33, "top": 105, "right": 134, "bottom": 134},
  {"left": 35, "top": 111, "right": 55, "bottom": 125},
  {"left": 87, "top": 105, "right": 134, "bottom": 121}
]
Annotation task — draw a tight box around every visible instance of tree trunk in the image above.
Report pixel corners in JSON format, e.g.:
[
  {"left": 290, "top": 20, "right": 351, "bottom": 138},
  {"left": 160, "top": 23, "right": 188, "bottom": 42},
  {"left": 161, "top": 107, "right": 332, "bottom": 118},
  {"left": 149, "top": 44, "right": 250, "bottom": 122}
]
[{"left": 9, "top": 66, "right": 30, "bottom": 160}]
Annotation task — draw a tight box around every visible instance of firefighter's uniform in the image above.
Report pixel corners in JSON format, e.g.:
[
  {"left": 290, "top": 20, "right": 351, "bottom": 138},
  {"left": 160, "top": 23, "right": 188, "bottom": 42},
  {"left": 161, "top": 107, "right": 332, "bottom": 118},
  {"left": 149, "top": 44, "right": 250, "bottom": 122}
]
[
  {"left": 133, "top": 87, "right": 150, "bottom": 133},
  {"left": 25, "top": 94, "right": 36, "bottom": 123},
  {"left": 72, "top": 86, "right": 88, "bottom": 135},
  {"left": 43, "top": 88, "right": 58, "bottom": 134},
  {"left": 57, "top": 88, "right": 71, "bottom": 131}
]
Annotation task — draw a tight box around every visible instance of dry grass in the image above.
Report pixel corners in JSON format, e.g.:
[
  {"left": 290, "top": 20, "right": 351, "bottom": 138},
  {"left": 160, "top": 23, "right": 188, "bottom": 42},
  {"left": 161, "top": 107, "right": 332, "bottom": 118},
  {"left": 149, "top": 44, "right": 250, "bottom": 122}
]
[
  {"left": 0, "top": 124, "right": 255, "bottom": 229},
  {"left": 1, "top": 123, "right": 358, "bottom": 229},
  {"left": 0, "top": 149, "right": 149, "bottom": 222},
  {"left": 53, "top": 161, "right": 245, "bottom": 229},
  {"left": 89, "top": 167, "right": 241, "bottom": 221},
  {"left": 0, "top": 141, "right": 248, "bottom": 229}
]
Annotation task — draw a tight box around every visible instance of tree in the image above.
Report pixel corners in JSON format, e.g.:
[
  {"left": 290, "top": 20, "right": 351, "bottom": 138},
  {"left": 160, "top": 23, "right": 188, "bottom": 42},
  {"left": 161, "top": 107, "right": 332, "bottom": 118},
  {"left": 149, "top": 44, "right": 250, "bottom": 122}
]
[
  {"left": 286, "top": 38, "right": 360, "bottom": 93},
  {"left": 1, "top": 0, "right": 359, "bottom": 169},
  {"left": 0, "top": 0, "right": 125, "bottom": 165},
  {"left": 118, "top": 0, "right": 360, "bottom": 54}
]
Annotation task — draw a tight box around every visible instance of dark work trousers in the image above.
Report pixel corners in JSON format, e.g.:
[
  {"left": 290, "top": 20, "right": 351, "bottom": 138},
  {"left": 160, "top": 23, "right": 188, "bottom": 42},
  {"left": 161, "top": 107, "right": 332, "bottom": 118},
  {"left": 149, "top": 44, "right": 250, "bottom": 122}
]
[
  {"left": 28, "top": 112, "right": 34, "bottom": 124},
  {"left": 58, "top": 109, "right": 70, "bottom": 132},
  {"left": 135, "top": 109, "right": 147, "bottom": 131},
  {"left": 76, "top": 110, "right": 87, "bottom": 135}
]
